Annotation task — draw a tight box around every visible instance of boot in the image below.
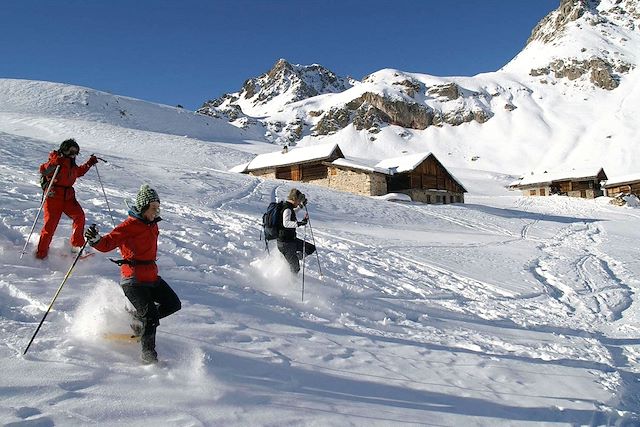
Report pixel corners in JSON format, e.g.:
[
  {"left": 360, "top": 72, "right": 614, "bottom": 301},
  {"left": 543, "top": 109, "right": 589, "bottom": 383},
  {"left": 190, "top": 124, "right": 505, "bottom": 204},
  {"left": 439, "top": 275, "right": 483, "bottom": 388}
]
[
  {"left": 140, "top": 331, "right": 158, "bottom": 364},
  {"left": 141, "top": 349, "right": 158, "bottom": 364}
]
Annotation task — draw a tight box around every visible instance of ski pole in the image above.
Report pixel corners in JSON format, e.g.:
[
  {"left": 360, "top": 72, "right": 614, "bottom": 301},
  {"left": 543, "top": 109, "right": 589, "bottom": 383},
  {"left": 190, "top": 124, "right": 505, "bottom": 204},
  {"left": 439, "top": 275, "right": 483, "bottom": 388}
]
[
  {"left": 301, "top": 225, "right": 307, "bottom": 302},
  {"left": 20, "top": 165, "right": 61, "bottom": 259},
  {"left": 23, "top": 235, "right": 92, "bottom": 355},
  {"left": 93, "top": 160, "right": 116, "bottom": 228},
  {"left": 304, "top": 206, "right": 323, "bottom": 278}
]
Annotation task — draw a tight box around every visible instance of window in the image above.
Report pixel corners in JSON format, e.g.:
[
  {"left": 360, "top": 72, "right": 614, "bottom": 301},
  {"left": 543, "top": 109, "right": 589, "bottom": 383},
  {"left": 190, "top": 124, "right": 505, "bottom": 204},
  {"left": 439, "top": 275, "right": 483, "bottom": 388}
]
[{"left": 529, "top": 189, "right": 537, "bottom": 196}]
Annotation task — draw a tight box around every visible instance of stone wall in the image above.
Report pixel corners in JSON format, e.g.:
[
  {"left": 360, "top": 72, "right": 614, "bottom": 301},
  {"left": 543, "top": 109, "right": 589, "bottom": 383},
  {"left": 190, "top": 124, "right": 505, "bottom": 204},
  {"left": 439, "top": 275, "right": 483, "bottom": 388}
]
[
  {"left": 311, "top": 167, "right": 385, "bottom": 196},
  {"left": 403, "top": 189, "right": 464, "bottom": 204},
  {"left": 521, "top": 186, "right": 600, "bottom": 198},
  {"left": 567, "top": 189, "right": 599, "bottom": 199},
  {"left": 521, "top": 186, "right": 551, "bottom": 197},
  {"left": 249, "top": 169, "right": 276, "bottom": 179}
]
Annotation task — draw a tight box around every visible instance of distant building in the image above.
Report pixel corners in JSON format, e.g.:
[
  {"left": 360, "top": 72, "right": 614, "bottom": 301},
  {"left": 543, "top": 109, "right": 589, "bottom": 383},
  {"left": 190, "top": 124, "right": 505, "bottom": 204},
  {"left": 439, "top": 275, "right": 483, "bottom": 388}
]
[
  {"left": 232, "top": 143, "right": 466, "bottom": 204},
  {"left": 515, "top": 168, "right": 607, "bottom": 198},
  {"left": 602, "top": 173, "right": 640, "bottom": 196}
]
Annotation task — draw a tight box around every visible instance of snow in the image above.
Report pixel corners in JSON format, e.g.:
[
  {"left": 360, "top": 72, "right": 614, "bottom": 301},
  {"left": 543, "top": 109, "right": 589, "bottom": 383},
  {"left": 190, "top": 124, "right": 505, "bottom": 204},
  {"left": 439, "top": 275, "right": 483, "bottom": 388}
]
[
  {"left": 375, "top": 152, "right": 430, "bottom": 174},
  {"left": 518, "top": 167, "right": 606, "bottom": 187},
  {"left": 1, "top": 77, "right": 640, "bottom": 426}
]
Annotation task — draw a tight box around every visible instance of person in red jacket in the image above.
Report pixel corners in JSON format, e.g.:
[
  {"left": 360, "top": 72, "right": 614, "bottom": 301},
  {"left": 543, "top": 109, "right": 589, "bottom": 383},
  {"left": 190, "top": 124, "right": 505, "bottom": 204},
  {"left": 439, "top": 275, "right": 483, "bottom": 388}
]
[
  {"left": 85, "top": 184, "right": 181, "bottom": 364},
  {"left": 36, "top": 138, "right": 98, "bottom": 259}
]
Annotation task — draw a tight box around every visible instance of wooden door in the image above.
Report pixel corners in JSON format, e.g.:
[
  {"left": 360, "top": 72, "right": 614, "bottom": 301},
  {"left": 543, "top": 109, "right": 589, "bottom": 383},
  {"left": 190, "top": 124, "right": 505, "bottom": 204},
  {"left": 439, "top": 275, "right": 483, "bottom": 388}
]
[{"left": 291, "top": 165, "right": 302, "bottom": 181}]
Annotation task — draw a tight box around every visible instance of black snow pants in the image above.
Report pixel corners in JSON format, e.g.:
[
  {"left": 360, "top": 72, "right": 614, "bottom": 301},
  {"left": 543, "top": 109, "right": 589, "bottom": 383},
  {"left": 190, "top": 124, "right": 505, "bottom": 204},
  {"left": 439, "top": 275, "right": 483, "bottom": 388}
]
[
  {"left": 277, "top": 237, "right": 316, "bottom": 274},
  {"left": 121, "top": 276, "right": 181, "bottom": 353}
]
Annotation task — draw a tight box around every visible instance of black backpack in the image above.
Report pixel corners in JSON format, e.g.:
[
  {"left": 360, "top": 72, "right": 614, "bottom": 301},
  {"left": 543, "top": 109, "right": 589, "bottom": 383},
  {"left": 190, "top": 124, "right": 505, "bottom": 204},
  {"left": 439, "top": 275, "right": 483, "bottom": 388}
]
[{"left": 262, "top": 201, "right": 284, "bottom": 245}]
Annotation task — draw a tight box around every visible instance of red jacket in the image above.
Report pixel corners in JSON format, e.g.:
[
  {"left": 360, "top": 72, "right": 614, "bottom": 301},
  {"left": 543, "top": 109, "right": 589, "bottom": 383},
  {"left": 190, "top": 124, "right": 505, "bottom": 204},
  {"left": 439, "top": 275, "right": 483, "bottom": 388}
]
[
  {"left": 40, "top": 151, "right": 92, "bottom": 200},
  {"left": 93, "top": 214, "right": 161, "bottom": 282}
]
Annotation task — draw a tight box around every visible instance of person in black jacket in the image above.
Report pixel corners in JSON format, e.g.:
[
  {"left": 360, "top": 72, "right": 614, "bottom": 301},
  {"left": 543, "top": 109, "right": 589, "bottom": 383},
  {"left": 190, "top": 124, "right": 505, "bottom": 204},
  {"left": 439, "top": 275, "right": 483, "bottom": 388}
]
[{"left": 277, "top": 188, "right": 315, "bottom": 274}]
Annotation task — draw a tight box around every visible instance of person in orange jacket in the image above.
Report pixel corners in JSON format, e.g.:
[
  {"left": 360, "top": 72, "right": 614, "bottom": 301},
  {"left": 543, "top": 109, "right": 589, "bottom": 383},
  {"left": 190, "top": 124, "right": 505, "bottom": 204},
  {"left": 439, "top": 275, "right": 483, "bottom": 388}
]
[
  {"left": 85, "top": 184, "right": 181, "bottom": 364},
  {"left": 36, "top": 139, "right": 98, "bottom": 259}
]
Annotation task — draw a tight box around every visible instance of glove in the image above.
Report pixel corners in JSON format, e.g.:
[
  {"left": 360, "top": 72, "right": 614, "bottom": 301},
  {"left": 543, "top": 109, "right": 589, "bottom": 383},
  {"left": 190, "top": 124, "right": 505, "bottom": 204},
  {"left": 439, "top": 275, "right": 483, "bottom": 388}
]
[
  {"left": 299, "top": 193, "right": 308, "bottom": 207},
  {"left": 84, "top": 224, "right": 101, "bottom": 246},
  {"left": 297, "top": 219, "right": 308, "bottom": 227},
  {"left": 87, "top": 155, "right": 98, "bottom": 166}
]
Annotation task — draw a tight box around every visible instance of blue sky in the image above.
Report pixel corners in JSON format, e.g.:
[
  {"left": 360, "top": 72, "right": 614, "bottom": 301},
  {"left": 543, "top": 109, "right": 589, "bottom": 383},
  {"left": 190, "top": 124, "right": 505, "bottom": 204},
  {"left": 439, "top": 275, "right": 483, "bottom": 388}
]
[{"left": 1, "top": 0, "right": 558, "bottom": 110}]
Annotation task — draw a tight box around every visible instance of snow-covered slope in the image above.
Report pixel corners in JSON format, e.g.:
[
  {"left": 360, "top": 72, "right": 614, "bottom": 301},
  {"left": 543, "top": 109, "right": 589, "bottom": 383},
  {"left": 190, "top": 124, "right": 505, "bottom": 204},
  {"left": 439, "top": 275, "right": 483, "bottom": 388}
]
[
  {"left": 199, "top": 0, "right": 640, "bottom": 176},
  {"left": 0, "top": 79, "right": 269, "bottom": 144},
  {"left": 1, "top": 77, "right": 640, "bottom": 425}
]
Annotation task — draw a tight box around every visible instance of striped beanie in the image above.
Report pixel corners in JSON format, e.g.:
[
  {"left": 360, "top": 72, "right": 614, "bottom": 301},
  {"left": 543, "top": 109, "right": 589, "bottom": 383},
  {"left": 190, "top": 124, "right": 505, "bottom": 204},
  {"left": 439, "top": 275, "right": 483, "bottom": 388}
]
[{"left": 135, "top": 184, "right": 160, "bottom": 213}]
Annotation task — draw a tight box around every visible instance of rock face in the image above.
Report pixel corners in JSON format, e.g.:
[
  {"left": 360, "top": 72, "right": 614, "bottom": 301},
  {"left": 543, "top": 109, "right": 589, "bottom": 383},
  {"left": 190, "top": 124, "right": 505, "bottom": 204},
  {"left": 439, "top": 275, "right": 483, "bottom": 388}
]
[
  {"left": 530, "top": 57, "right": 628, "bottom": 89},
  {"left": 527, "top": 0, "right": 589, "bottom": 44},
  {"left": 310, "top": 88, "right": 494, "bottom": 137}
]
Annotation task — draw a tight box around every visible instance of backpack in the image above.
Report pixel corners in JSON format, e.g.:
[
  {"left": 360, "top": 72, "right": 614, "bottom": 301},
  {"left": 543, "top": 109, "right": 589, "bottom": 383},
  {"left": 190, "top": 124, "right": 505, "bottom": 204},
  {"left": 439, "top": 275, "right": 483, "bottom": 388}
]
[{"left": 262, "top": 201, "right": 284, "bottom": 243}]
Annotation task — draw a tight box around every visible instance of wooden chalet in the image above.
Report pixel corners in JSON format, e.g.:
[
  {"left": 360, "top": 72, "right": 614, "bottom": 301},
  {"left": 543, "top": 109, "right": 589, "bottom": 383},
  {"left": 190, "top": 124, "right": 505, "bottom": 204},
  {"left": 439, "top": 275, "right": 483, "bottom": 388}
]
[
  {"left": 516, "top": 167, "right": 607, "bottom": 199},
  {"left": 233, "top": 144, "right": 466, "bottom": 204},
  {"left": 602, "top": 173, "right": 640, "bottom": 196}
]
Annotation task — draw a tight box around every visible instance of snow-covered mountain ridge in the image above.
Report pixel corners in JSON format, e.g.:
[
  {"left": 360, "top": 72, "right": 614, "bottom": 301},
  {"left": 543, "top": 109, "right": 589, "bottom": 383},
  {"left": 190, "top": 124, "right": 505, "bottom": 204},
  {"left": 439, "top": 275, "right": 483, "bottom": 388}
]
[{"left": 198, "top": 0, "right": 640, "bottom": 176}]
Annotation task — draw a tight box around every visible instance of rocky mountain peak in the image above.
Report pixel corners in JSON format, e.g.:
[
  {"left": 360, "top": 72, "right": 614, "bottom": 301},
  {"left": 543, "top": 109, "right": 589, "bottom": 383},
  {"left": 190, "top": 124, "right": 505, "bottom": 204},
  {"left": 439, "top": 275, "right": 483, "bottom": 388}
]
[
  {"left": 504, "top": 0, "right": 638, "bottom": 90},
  {"left": 527, "top": 0, "right": 592, "bottom": 44},
  {"left": 527, "top": 0, "right": 639, "bottom": 45},
  {"left": 198, "top": 58, "right": 352, "bottom": 123},
  {"left": 243, "top": 58, "right": 351, "bottom": 105}
]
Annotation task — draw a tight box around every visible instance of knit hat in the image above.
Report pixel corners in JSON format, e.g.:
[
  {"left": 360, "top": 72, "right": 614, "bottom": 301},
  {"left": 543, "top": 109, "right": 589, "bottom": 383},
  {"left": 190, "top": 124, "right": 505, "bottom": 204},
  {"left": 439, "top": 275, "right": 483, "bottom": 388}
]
[
  {"left": 58, "top": 138, "right": 80, "bottom": 154},
  {"left": 135, "top": 184, "right": 160, "bottom": 213}
]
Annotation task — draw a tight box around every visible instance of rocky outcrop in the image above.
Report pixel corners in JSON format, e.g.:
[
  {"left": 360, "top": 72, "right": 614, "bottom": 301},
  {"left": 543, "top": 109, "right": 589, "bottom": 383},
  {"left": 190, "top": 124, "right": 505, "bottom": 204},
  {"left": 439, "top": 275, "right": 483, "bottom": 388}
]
[
  {"left": 359, "top": 93, "right": 434, "bottom": 129},
  {"left": 311, "top": 107, "right": 352, "bottom": 136},
  {"left": 527, "top": 0, "right": 591, "bottom": 44},
  {"left": 529, "top": 57, "right": 631, "bottom": 89},
  {"left": 427, "top": 83, "right": 461, "bottom": 100},
  {"left": 311, "top": 90, "right": 493, "bottom": 136},
  {"left": 392, "top": 79, "right": 423, "bottom": 97}
]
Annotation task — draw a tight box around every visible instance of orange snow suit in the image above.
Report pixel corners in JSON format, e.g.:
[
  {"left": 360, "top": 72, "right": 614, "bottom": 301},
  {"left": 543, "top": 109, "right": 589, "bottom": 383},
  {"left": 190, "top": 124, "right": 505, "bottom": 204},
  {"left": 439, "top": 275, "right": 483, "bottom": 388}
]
[{"left": 36, "top": 151, "right": 93, "bottom": 258}]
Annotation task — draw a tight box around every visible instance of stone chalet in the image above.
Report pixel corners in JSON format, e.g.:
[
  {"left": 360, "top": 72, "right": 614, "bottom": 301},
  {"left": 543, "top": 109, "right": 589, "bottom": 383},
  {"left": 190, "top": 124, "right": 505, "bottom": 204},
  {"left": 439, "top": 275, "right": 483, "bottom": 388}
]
[
  {"left": 602, "top": 173, "right": 640, "bottom": 197},
  {"left": 515, "top": 167, "right": 608, "bottom": 198},
  {"left": 231, "top": 143, "right": 467, "bottom": 204}
]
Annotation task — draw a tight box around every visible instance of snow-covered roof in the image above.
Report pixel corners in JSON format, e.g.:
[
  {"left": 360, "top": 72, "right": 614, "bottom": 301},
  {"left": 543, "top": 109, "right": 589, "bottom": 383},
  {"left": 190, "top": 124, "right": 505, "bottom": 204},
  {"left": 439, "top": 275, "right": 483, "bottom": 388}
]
[
  {"left": 518, "top": 167, "right": 606, "bottom": 186},
  {"left": 331, "top": 157, "right": 389, "bottom": 174},
  {"left": 229, "top": 162, "right": 249, "bottom": 173},
  {"left": 245, "top": 143, "right": 341, "bottom": 171},
  {"left": 375, "top": 152, "right": 431, "bottom": 174},
  {"left": 603, "top": 173, "right": 640, "bottom": 187},
  {"left": 333, "top": 152, "right": 433, "bottom": 175}
]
